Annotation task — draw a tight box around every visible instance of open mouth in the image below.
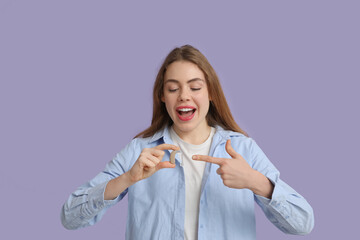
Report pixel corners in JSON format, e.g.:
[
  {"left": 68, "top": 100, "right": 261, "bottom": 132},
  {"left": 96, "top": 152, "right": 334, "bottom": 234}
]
[
  {"left": 177, "top": 108, "right": 196, "bottom": 116},
  {"left": 176, "top": 107, "right": 196, "bottom": 121}
]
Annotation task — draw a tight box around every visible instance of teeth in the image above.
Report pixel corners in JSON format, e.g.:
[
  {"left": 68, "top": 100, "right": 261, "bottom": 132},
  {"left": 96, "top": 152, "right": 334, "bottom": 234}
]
[{"left": 178, "top": 108, "right": 194, "bottom": 112}]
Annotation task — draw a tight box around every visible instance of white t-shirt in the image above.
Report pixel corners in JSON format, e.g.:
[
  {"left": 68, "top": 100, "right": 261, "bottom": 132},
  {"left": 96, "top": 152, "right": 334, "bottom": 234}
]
[{"left": 170, "top": 126, "right": 216, "bottom": 240}]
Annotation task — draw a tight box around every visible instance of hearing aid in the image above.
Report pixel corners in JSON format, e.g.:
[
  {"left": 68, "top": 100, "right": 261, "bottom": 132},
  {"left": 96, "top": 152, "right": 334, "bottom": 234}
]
[{"left": 170, "top": 150, "right": 180, "bottom": 164}]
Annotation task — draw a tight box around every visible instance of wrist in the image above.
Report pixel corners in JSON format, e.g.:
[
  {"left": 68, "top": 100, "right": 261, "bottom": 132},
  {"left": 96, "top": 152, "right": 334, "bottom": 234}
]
[
  {"left": 104, "top": 172, "right": 136, "bottom": 201},
  {"left": 248, "top": 170, "right": 274, "bottom": 199},
  {"left": 123, "top": 171, "right": 137, "bottom": 186},
  {"left": 247, "top": 169, "right": 260, "bottom": 192}
]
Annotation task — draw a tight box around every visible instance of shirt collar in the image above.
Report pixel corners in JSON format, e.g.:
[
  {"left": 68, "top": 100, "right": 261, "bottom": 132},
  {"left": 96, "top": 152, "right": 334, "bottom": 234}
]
[
  {"left": 148, "top": 125, "right": 170, "bottom": 144},
  {"left": 148, "top": 124, "right": 244, "bottom": 144}
]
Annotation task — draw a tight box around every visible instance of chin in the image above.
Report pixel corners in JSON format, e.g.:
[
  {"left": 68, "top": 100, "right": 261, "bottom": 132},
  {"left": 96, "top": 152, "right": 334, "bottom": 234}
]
[
  {"left": 171, "top": 112, "right": 206, "bottom": 133},
  {"left": 173, "top": 120, "right": 205, "bottom": 134},
  {"left": 173, "top": 123, "right": 194, "bottom": 131},
  {"left": 171, "top": 120, "right": 189, "bottom": 130}
]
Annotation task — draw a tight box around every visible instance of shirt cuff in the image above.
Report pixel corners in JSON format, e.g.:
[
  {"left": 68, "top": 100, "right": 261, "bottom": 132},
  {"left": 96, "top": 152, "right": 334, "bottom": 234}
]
[
  {"left": 86, "top": 181, "right": 123, "bottom": 213},
  {"left": 255, "top": 177, "right": 286, "bottom": 210}
]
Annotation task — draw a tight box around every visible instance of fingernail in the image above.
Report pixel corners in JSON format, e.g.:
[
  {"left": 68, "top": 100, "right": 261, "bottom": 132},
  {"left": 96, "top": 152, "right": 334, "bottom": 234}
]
[{"left": 192, "top": 155, "right": 197, "bottom": 160}]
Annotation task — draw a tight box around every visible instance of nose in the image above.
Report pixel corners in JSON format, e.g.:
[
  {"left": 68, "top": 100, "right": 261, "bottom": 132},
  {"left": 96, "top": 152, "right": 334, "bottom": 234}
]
[{"left": 178, "top": 88, "right": 191, "bottom": 102}]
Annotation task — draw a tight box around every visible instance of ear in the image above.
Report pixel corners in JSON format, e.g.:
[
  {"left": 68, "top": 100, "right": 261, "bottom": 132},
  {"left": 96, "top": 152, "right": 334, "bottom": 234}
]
[{"left": 161, "top": 95, "right": 165, "bottom": 103}]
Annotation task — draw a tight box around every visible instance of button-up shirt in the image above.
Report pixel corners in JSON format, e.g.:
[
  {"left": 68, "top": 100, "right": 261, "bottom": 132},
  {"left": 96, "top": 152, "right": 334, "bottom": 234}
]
[{"left": 61, "top": 125, "right": 314, "bottom": 239}]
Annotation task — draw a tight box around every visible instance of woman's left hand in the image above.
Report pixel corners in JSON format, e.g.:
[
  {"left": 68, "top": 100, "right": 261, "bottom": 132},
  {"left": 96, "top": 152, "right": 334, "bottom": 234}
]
[{"left": 192, "top": 139, "right": 255, "bottom": 189}]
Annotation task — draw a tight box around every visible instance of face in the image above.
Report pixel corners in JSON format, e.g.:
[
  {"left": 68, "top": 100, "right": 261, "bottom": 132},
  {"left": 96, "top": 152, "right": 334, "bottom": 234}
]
[{"left": 161, "top": 61, "right": 211, "bottom": 135}]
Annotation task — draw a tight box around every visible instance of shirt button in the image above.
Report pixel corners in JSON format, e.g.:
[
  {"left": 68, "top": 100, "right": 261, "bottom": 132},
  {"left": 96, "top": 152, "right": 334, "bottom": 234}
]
[
  {"left": 200, "top": 200, "right": 204, "bottom": 204},
  {"left": 200, "top": 224, "right": 204, "bottom": 228}
]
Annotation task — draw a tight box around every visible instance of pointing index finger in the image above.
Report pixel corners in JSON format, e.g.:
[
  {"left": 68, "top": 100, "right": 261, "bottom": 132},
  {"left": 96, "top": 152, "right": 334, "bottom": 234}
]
[{"left": 192, "top": 155, "right": 224, "bottom": 165}]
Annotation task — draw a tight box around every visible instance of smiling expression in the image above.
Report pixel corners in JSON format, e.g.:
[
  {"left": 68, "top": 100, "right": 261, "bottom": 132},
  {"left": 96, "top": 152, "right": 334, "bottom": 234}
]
[{"left": 161, "top": 61, "right": 211, "bottom": 136}]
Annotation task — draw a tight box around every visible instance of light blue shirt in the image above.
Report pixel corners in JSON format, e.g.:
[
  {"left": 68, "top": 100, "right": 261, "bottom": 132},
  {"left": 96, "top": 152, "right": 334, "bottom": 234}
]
[{"left": 61, "top": 125, "right": 314, "bottom": 239}]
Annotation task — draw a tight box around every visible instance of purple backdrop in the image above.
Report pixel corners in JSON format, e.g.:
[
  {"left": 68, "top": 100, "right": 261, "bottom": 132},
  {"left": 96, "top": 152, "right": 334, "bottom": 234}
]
[{"left": 1, "top": 0, "right": 359, "bottom": 239}]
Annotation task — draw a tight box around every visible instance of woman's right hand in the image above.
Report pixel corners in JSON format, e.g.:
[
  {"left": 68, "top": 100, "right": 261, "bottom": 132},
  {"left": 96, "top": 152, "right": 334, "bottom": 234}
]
[
  {"left": 104, "top": 144, "right": 179, "bottom": 200},
  {"left": 128, "top": 144, "right": 180, "bottom": 183}
]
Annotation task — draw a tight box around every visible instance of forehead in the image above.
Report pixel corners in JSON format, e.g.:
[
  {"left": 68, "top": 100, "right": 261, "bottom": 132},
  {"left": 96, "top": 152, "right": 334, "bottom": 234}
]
[{"left": 164, "top": 61, "right": 205, "bottom": 83}]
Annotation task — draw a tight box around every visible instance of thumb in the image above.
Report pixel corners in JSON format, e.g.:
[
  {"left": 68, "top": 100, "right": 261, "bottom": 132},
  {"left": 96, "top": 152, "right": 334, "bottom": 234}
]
[
  {"left": 156, "top": 161, "right": 176, "bottom": 171},
  {"left": 225, "top": 139, "right": 239, "bottom": 159}
]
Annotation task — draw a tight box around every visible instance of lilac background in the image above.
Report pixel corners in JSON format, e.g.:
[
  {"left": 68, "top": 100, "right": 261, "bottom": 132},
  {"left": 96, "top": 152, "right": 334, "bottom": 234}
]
[{"left": 0, "top": 0, "right": 359, "bottom": 239}]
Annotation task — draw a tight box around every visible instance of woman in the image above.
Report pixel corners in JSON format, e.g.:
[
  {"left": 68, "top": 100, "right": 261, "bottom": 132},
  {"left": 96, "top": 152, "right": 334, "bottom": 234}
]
[{"left": 61, "top": 45, "right": 314, "bottom": 239}]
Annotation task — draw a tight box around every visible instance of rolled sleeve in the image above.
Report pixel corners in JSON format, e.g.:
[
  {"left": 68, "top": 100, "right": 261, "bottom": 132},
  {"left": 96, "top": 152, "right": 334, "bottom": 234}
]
[
  {"left": 255, "top": 178, "right": 314, "bottom": 235},
  {"left": 249, "top": 139, "right": 314, "bottom": 235}
]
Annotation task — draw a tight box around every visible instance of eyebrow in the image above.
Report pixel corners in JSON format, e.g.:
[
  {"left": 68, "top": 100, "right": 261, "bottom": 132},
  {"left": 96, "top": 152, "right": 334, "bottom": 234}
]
[{"left": 164, "top": 78, "right": 205, "bottom": 84}]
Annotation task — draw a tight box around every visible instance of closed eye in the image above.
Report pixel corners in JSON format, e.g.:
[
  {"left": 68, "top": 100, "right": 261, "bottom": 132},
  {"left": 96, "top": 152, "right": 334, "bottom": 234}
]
[{"left": 168, "top": 88, "right": 201, "bottom": 92}]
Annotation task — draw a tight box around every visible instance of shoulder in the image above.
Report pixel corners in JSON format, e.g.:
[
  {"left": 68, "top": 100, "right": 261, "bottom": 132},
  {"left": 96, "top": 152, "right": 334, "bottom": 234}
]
[
  {"left": 214, "top": 125, "right": 253, "bottom": 146},
  {"left": 213, "top": 126, "right": 260, "bottom": 160},
  {"left": 128, "top": 136, "right": 152, "bottom": 150},
  {"left": 131, "top": 127, "right": 166, "bottom": 148}
]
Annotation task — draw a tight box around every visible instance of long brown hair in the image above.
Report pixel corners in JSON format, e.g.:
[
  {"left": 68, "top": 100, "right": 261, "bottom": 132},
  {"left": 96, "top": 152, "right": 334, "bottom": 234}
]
[{"left": 134, "top": 45, "right": 248, "bottom": 138}]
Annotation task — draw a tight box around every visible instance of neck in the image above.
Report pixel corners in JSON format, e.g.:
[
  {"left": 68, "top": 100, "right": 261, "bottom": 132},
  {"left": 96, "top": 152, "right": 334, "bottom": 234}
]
[{"left": 172, "top": 124, "right": 212, "bottom": 145}]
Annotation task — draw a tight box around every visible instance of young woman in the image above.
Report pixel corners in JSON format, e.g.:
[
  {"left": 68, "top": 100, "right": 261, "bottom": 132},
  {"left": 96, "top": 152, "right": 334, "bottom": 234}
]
[{"left": 61, "top": 45, "right": 314, "bottom": 239}]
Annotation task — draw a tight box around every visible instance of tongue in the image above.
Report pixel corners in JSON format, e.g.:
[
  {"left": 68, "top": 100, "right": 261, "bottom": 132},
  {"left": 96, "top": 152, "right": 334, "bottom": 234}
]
[{"left": 180, "top": 110, "right": 194, "bottom": 117}]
